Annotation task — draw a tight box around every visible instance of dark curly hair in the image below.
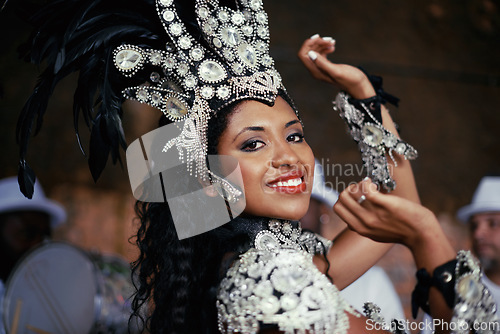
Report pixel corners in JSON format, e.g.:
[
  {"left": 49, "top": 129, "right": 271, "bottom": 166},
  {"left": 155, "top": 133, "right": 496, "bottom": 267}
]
[
  {"left": 129, "top": 100, "right": 235, "bottom": 333},
  {"left": 129, "top": 88, "right": 304, "bottom": 333}
]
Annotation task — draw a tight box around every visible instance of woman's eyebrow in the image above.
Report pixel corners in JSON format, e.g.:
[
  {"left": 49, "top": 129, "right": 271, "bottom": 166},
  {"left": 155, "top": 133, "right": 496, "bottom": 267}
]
[
  {"left": 233, "top": 126, "right": 265, "bottom": 143},
  {"left": 233, "top": 119, "right": 300, "bottom": 143},
  {"left": 285, "top": 120, "right": 300, "bottom": 128}
]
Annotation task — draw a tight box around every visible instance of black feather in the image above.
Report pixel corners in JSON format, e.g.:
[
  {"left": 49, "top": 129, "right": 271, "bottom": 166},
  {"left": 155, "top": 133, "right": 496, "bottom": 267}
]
[
  {"left": 18, "top": 160, "right": 36, "bottom": 199},
  {"left": 88, "top": 114, "right": 111, "bottom": 182},
  {"left": 1, "top": 0, "right": 9, "bottom": 11},
  {"left": 13, "top": 0, "right": 167, "bottom": 196}
]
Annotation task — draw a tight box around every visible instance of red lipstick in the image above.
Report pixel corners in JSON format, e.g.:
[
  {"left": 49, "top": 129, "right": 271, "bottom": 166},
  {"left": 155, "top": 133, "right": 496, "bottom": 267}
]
[{"left": 266, "top": 171, "right": 307, "bottom": 194}]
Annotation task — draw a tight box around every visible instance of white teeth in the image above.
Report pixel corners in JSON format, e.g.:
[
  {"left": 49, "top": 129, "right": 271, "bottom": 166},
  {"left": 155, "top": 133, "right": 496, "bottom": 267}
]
[{"left": 270, "top": 177, "right": 302, "bottom": 187}]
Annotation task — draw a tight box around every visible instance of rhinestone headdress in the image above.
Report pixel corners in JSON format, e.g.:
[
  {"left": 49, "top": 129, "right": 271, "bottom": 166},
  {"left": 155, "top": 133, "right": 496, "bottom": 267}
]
[
  {"left": 14, "top": 0, "right": 287, "bottom": 202},
  {"left": 114, "top": 0, "right": 285, "bottom": 189}
]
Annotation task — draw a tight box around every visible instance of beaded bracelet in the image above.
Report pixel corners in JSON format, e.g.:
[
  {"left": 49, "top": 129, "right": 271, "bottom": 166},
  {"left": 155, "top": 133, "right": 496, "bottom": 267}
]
[
  {"left": 412, "top": 251, "right": 499, "bottom": 333},
  {"left": 333, "top": 69, "right": 418, "bottom": 192},
  {"left": 333, "top": 91, "right": 418, "bottom": 192}
]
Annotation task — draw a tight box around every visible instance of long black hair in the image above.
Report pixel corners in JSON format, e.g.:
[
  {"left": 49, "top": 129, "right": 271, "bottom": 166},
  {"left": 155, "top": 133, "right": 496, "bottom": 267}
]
[
  {"left": 130, "top": 101, "right": 239, "bottom": 333},
  {"left": 129, "top": 88, "right": 303, "bottom": 333}
]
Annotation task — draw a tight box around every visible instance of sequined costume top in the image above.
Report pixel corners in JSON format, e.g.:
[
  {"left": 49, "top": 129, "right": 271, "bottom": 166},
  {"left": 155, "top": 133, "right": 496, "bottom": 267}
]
[{"left": 216, "top": 219, "right": 358, "bottom": 334}]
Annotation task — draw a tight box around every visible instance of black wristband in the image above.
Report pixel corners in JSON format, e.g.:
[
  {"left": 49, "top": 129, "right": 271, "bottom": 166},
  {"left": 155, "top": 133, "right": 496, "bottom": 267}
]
[
  {"left": 346, "top": 67, "right": 400, "bottom": 127},
  {"left": 411, "top": 259, "right": 457, "bottom": 318},
  {"left": 431, "top": 259, "right": 457, "bottom": 308},
  {"left": 358, "top": 66, "right": 400, "bottom": 107},
  {"left": 347, "top": 95, "right": 383, "bottom": 124}
]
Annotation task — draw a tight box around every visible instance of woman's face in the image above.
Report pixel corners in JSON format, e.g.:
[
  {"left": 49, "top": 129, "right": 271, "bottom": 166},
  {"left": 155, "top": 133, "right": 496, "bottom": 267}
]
[{"left": 217, "top": 97, "right": 315, "bottom": 220}]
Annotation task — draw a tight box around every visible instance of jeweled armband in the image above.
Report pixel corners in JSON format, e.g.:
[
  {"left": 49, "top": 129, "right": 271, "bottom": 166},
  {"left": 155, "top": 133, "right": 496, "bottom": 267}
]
[
  {"left": 333, "top": 92, "right": 418, "bottom": 192},
  {"left": 452, "top": 250, "right": 499, "bottom": 333},
  {"left": 411, "top": 250, "right": 499, "bottom": 333}
]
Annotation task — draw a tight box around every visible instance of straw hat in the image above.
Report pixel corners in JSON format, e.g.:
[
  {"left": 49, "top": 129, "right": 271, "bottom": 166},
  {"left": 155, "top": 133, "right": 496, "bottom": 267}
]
[
  {"left": 0, "top": 176, "right": 66, "bottom": 228},
  {"left": 457, "top": 176, "right": 500, "bottom": 223}
]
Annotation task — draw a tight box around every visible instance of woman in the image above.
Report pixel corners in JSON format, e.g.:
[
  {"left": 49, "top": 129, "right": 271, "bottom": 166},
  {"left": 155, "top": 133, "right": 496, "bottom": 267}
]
[
  {"left": 11, "top": 0, "right": 496, "bottom": 333},
  {"left": 129, "top": 33, "right": 459, "bottom": 332}
]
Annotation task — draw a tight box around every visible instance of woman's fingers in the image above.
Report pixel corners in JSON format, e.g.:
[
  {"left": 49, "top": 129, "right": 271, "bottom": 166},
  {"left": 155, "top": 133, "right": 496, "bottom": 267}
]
[
  {"left": 299, "top": 33, "right": 377, "bottom": 98},
  {"left": 359, "top": 179, "right": 417, "bottom": 218},
  {"left": 333, "top": 201, "right": 362, "bottom": 232},
  {"left": 335, "top": 179, "right": 405, "bottom": 242},
  {"left": 297, "top": 34, "right": 337, "bottom": 83},
  {"left": 336, "top": 178, "right": 445, "bottom": 250},
  {"left": 307, "top": 34, "right": 337, "bottom": 55},
  {"left": 340, "top": 179, "right": 377, "bottom": 209},
  {"left": 334, "top": 181, "right": 377, "bottom": 227}
]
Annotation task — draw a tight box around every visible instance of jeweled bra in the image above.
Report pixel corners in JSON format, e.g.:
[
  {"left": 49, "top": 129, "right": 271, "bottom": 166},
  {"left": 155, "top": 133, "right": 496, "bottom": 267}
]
[{"left": 216, "top": 219, "right": 357, "bottom": 334}]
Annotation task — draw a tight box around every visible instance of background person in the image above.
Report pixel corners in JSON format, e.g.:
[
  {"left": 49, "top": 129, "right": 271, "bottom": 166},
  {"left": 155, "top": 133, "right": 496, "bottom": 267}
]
[
  {"left": 0, "top": 176, "right": 67, "bottom": 281},
  {"left": 421, "top": 175, "right": 500, "bottom": 333},
  {"left": 457, "top": 175, "right": 500, "bottom": 308},
  {"left": 0, "top": 176, "right": 66, "bottom": 334}
]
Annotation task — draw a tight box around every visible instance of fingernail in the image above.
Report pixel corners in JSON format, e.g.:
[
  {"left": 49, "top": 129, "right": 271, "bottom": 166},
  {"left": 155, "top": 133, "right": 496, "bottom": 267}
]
[
  {"left": 363, "top": 176, "right": 371, "bottom": 182},
  {"left": 322, "top": 37, "right": 335, "bottom": 43},
  {"left": 307, "top": 50, "right": 318, "bottom": 61},
  {"left": 310, "top": 33, "right": 320, "bottom": 40}
]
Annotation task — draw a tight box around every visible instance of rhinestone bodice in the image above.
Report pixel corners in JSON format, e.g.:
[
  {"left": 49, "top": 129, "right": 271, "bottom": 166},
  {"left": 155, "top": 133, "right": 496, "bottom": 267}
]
[{"left": 216, "top": 219, "right": 356, "bottom": 334}]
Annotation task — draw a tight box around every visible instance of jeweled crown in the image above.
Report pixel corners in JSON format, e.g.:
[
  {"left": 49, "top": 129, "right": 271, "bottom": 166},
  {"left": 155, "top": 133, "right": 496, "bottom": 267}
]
[
  {"left": 113, "top": 0, "right": 282, "bottom": 119},
  {"left": 113, "top": 0, "right": 284, "bottom": 184}
]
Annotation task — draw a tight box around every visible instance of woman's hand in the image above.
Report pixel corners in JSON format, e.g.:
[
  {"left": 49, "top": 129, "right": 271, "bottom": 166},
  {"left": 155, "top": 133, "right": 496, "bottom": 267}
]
[
  {"left": 297, "top": 34, "right": 376, "bottom": 99},
  {"left": 333, "top": 178, "right": 438, "bottom": 249},
  {"left": 335, "top": 178, "right": 457, "bottom": 329}
]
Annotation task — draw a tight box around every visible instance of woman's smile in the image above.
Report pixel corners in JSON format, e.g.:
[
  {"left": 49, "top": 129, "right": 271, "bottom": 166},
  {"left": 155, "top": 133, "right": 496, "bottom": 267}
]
[{"left": 266, "top": 169, "right": 307, "bottom": 194}]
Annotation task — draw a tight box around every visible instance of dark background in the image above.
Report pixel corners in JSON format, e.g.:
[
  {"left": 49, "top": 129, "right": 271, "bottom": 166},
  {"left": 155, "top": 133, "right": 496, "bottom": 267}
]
[
  {"left": 1, "top": 0, "right": 499, "bottom": 213},
  {"left": 0, "top": 0, "right": 499, "bottom": 322}
]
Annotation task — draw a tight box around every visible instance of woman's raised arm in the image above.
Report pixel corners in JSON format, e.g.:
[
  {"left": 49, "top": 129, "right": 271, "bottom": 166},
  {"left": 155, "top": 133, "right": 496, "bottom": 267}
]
[{"left": 297, "top": 34, "right": 420, "bottom": 289}]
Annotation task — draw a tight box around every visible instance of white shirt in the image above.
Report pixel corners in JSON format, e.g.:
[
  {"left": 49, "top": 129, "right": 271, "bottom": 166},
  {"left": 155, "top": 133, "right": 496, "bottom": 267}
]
[{"left": 340, "top": 266, "right": 406, "bottom": 322}]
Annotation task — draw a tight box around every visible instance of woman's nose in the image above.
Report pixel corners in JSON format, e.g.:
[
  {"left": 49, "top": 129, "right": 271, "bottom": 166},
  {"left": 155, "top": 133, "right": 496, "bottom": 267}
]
[{"left": 271, "top": 140, "right": 299, "bottom": 168}]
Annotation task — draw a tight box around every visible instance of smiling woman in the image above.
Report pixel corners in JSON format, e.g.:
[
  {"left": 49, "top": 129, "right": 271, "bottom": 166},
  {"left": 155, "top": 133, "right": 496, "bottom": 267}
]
[{"left": 9, "top": 0, "right": 499, "bottom": 333}]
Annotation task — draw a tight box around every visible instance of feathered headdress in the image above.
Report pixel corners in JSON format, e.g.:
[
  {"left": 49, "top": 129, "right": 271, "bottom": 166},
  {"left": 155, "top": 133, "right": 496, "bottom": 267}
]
[
  {"left": 14, "top": 0, "right": 287, "bottom": 201},
  {"left": 14, "top": 0, "right": 167, "bottom": 198}
]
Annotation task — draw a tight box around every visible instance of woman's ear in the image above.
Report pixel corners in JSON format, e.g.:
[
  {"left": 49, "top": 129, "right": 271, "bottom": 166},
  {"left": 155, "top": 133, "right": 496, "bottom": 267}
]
[
  {"left": 204, "top": 185, "right": 219, "bottom": 198},
  {"left": 199, "top": 177, "right": 219, "bottom": 198}
]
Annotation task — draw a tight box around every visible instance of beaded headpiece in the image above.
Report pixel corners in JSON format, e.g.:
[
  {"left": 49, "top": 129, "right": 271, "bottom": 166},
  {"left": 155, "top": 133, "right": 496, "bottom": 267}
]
[
  {"left": 115, "top": 0, "right": 285, "bottom": 200},
  {"left": 14, "top": 0, "right": 289, "bottom": 238}
]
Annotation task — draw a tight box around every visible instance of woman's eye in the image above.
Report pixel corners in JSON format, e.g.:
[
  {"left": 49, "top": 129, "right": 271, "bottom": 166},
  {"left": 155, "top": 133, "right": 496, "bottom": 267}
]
[
  {"left": 287, "top": 133, "right": 304, "bottom": 143},
  {"left": 241, "top": 140, "right": 265, "bottom": 151}
]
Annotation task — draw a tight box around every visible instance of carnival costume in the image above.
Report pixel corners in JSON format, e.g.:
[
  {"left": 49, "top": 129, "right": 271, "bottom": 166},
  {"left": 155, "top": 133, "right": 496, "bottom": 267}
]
[
  {"left": 216, "top": 218, "right": 356, "bottom": 333},
  {"left": 10, "top": 0, "right": 499, "bottom": 332}
]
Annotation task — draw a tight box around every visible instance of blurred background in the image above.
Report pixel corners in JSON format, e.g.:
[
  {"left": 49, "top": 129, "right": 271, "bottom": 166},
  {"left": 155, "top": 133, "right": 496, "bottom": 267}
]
[{"left": 1, "top": 0, "right": 499, "bottom": 326}]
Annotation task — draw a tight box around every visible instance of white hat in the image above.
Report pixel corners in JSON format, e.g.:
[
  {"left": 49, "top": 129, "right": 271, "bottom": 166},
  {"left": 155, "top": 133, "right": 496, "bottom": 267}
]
[
  {"left": 457, "top": 176, "right": 500, "bottom": 223},
  {"left": 311, "top": 159, "right": 339, "bottom": 209},
  {"left": 0, "top": 176, "right": 67, "bottom": 228}
]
